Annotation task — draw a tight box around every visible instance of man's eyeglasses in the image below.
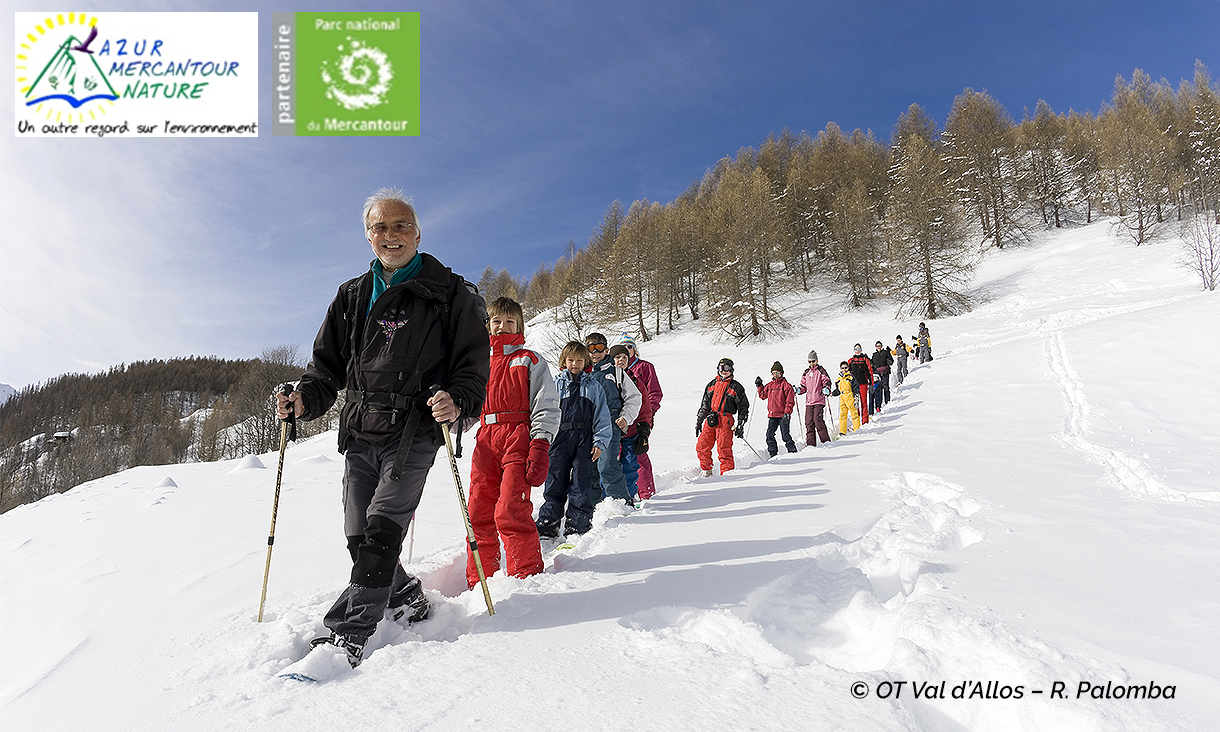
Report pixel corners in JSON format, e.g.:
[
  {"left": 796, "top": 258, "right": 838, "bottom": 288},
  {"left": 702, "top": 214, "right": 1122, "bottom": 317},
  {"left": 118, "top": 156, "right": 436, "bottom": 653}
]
[
  {"left": 718, "top": 366, "right": 732, "bottom": 373},
  {"left": 587, "top": 344, "right": 607, "bottom": 353},
  {"left": 368, "top": 221, "right": 417, "bottom": 237}
]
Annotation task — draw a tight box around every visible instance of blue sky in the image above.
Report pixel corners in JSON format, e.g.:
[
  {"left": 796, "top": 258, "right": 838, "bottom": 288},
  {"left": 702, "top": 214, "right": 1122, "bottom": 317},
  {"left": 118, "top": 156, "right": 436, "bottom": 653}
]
[{"left": 3, "top": 0, "right": 1218, "bottom": 389}]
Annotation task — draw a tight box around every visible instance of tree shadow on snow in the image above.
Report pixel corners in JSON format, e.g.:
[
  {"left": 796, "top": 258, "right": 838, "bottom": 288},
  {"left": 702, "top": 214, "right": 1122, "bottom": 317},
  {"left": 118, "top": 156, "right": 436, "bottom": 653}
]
[
  {"left": 629, "top": 501, "right": 827, "bottom": 525},
  {"left": 653, "top": 481, "right": 833, "bottom": 512},
  {"left": 489, "top": 538, "right": 847, "bottom": 632}
]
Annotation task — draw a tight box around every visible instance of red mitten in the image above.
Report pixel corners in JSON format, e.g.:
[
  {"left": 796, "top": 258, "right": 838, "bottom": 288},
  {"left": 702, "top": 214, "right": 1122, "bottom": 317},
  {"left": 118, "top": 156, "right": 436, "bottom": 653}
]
[{"left": 525, "top": 438, "right": 550, "bottom": 487}]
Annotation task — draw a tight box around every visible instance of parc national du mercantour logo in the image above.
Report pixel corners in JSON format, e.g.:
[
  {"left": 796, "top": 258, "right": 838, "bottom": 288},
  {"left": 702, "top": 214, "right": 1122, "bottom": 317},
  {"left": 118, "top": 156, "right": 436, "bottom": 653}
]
[
  {"left": 321, "top": 37, "right": 393, "bottom": 111},
  {"left": 17, "top": 14, "right": 121, "bottom": 122},
  {"left": 285, "top": 12, "right": 419, "bottom": 136}
]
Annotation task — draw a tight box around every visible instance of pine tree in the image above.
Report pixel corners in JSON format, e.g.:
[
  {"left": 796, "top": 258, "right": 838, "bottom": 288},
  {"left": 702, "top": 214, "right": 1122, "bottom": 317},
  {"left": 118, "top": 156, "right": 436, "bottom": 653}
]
[
  {"left": 943, "top": 89, "right": 1024, "bottom": 249},
  {"left": 1018, "top": 100, "right": 1073, "bottom": 228},
  {"left": 1099, "top": 71, "right": 1178, "bottom": 244},
  {"left": 1064, "top": 110, "right": 1103, "bottom": 223},
  {"left": 885, "top": 135, "right": 974, "bottom": 318}
]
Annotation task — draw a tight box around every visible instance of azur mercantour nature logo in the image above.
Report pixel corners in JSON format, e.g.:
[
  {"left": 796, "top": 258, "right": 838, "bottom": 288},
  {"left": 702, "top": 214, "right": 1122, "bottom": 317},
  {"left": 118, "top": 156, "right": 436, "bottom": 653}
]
[{"left": 15, "top": 12, "right": 258, "bottom": 137}]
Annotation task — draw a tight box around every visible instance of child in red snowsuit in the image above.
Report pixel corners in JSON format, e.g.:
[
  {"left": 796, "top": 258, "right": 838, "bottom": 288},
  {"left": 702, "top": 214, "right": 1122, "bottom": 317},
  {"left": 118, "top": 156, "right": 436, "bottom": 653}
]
[
  {"left": 465, "top": 298, "right": 560, "bottom": 588},
  {"left": 695, "top": 358, "right": 749, "bottom": 475}
]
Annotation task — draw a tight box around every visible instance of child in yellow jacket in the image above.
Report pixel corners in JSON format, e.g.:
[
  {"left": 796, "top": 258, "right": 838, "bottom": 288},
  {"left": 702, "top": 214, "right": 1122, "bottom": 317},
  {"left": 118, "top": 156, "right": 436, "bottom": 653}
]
[{"left": 830, "top": 361, "right": 860, "bottom": 434}]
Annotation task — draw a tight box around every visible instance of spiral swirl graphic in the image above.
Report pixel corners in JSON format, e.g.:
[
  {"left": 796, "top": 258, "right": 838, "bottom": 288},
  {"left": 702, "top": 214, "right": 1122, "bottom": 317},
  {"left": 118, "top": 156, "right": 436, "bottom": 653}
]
[{"left": 321, "top": 38, "right": 393, "bottom": 110}]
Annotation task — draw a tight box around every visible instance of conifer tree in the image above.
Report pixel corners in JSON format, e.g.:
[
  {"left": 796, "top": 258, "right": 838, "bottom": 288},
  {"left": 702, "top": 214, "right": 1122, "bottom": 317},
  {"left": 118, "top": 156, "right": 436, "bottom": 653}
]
[
  {"left": 1064, "top": 111, "right": 1103, "bottom": 223},
  {"left": 885, "top": 134, "right": 974, "bottom": 318},
  {"left": 1099, "top": 71, "right": 1176, "bottom": 243},
  {"left": 943, "top": 89, "right": 1024, "bottom": 248},
  {"left": 1019, "top": 100, "right": 1073, "bottom": 229}
]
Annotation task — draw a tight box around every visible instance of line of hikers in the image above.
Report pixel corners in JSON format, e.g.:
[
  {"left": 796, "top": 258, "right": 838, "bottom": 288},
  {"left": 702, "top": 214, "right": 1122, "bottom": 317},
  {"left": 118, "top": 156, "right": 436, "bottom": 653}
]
[
  {"left": 461, "top": 297, "right": 663, "bottom": 588},
  {"left": 274, "top": 186, "right": 934, "bottom": 669},
  {"left": 461, "top": 293, "right": 929, "bottom": 589},
  {"left": 694, "top": 323, "right": 933, "bottom": 476}
]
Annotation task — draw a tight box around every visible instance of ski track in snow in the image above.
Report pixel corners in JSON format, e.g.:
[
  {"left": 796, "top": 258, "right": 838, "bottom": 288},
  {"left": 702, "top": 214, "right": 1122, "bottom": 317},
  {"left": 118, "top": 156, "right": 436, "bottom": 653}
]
[
  {"left": 1044, "top": 331, "right": 1220, "bottom": 504},
  {"left": 943, "top": 294, "right": 1190, "bottom": 361}
]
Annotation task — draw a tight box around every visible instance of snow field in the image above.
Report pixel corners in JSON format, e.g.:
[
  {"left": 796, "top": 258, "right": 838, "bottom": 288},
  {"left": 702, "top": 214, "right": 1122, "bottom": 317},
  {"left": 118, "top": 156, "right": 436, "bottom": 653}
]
[{"left": 3, "top": 219, "right": 1220, "bottom": 730}]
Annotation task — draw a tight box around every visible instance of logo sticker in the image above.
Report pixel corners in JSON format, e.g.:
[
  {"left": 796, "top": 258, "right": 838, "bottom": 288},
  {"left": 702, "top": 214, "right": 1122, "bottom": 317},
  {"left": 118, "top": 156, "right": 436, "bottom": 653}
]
[
  {"left": 272, "top": 12, "right": 419, "bottom": 136},
  {"left": 15, "top": 12, "right": 258, "bottom": 138}
]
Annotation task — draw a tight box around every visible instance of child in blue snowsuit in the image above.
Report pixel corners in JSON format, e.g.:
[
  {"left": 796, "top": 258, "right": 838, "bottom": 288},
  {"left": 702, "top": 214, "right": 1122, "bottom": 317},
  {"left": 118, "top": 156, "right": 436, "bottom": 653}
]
[{"left": 536, "top": 341, "right": 613, "bottom": 538}]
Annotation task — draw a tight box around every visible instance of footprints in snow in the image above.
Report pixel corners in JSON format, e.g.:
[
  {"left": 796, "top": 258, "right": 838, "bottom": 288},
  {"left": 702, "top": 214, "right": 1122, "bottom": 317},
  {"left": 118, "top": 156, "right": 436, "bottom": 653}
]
[
  {"left": 619, "top": 472, "right": 987, "bottom": 673},
  {"left": 1044, "top": 331, "right": 1220, "bottom": 503}
]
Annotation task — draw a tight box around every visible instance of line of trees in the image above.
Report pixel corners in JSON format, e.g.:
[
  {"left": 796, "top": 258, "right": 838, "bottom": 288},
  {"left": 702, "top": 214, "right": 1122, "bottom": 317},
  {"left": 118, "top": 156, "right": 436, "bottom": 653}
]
[
  {"left": 0, "top": 348, "right": 340, "bottom": 513},
  {"left": 514, "top": 63, "right": 1220, "bottom": 336}
]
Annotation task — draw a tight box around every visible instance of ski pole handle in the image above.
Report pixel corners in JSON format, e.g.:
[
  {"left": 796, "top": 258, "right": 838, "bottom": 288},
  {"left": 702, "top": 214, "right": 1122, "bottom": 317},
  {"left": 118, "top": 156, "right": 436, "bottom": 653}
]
[{"left": 278, "top": 382, "right": 297, "bottom": 442}]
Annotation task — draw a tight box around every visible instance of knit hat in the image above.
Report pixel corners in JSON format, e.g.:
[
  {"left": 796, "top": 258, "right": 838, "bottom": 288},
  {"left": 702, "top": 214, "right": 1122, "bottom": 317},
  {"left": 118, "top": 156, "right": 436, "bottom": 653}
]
[
  {"left": 616, "top": 333, "right": 637, "bottom": 350},
  {"left": 807, "top": 350, "right": 818, "bottom": 362},
  {"left": 717, "top": 357, "right": 734, "bottom": 373},
  {"left": 607, "top": 344, "right": 630, "bottom": 360},
  {"left": 771, "top": 361, "right": 784, "bottom": 374}
]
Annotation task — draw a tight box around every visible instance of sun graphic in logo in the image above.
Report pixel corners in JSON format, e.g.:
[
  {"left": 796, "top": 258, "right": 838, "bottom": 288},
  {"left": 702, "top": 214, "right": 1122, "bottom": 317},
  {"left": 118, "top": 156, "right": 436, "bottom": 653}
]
[{"left": 16, "top": 13, "right": 120, "bottom": 124}]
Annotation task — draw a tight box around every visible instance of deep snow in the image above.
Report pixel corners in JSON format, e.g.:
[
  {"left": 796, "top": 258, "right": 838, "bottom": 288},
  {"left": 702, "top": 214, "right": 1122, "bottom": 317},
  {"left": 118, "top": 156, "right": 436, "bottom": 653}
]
[{"left": 2, "top": 220, "right": 1218, "bottom": 731}]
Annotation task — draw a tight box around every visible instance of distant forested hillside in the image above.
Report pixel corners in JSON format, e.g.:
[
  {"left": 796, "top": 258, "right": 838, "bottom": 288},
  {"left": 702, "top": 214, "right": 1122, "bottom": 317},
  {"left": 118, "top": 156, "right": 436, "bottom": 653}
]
[{"left": 0, "top": 347, "right": 340, "bottom": 513}]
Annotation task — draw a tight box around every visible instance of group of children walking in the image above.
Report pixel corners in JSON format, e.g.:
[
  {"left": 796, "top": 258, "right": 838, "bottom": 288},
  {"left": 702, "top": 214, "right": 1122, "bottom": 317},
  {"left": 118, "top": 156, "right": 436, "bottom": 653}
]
[
  {"left": 461, "top": 296, "right": 929, "bottom": 588},
  {"left": 694, "top": 323, "right": 933, "bottom": 476},
  {"left": 463, "top": 297, "right": 664, "bottom": 588}
]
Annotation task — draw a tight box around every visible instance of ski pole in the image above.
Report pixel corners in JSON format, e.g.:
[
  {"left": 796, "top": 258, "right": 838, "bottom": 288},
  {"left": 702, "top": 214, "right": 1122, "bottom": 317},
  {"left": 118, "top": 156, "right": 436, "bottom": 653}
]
[
  {"left": 740, "top": 435, "right": 766, "bottom": 462},
  {"left": 258, "top": 383, "right": 295, "bottom": 623},
  {"left": 440, "top": 420, "right": 495, "bottom": 616},
  {"left": 747, "top": 390, "right": 760, "bottom": 439},
  {"left": 407, "top": 518, "right": 416, "bottom": 564}
]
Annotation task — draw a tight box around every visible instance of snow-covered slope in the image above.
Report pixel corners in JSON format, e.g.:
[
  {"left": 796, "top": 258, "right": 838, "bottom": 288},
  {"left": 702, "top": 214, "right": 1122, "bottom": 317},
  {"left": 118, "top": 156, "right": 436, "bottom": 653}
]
[
  {"left": 0, "top": 382, "right": 15, "bottom": 405},
  {"left": 2, "top": 220, "right": 1218, "bottom": 731}
]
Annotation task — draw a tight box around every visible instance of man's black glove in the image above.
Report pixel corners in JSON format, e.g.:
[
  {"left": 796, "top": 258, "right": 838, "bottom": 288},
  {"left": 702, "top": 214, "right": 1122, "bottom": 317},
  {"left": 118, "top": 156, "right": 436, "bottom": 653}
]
[
  {"left": 754, "top": 376, "right": 764, "bottom": 388},
  {"left": 734, "top": 424, "right": 744, "bottom": 439},
  {"left": 636, "top": 423, "right": 651, "bottom": 439}
]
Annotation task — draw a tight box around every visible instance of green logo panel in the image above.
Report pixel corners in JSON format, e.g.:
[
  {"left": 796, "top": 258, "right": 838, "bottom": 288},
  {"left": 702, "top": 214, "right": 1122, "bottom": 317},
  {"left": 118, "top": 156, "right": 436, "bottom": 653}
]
[{"left": 295, "top": 12, "right": 419, "bottom": 136}]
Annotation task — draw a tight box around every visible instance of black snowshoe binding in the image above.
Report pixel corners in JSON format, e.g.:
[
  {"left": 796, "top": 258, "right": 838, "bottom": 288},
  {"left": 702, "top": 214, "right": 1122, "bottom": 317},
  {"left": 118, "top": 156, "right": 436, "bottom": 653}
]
[
  {"left": 387, "top": 576, "right": 430, "bottom": 624},
  {"left": 310, "top": 633, "right": 365, "bottom": 668}
]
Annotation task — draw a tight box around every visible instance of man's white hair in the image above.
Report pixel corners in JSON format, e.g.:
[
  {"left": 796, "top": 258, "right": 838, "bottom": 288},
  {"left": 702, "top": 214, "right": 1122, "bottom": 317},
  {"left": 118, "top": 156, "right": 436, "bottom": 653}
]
[{"left": 362, "top": 187, "right": 420, "bottom": 232}]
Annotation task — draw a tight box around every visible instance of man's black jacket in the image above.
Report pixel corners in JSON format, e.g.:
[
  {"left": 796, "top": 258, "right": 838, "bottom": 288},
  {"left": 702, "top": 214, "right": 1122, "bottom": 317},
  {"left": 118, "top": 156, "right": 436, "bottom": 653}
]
[
  {"left": 297, "top": 252, "right": 490, "bottom": 452},
  {"left": 870, "top": 348, "right": 894, "bottom": 373}
]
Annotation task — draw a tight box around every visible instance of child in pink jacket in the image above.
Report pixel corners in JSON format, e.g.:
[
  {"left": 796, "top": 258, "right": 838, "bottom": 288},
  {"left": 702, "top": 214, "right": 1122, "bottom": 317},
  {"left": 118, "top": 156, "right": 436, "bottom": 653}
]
[{"left": 794, "top": 350, "right": 832, "bottom": 446}]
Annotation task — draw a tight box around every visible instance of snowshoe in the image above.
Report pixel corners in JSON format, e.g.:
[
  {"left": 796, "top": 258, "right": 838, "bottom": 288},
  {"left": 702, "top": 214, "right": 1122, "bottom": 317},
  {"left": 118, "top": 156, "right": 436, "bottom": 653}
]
[
  {"left": 387, "top": 576, "right": 430, "bottom": 625},
  {"left": 278, "top": 633, "right": 365, "bottom": 682}
]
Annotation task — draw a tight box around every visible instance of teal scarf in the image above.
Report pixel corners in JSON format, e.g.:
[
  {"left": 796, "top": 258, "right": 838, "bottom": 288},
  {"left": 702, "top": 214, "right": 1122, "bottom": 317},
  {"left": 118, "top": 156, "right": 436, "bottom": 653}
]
[{"left": 368, "top": 253, "right": 422, "bottom": 315}]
